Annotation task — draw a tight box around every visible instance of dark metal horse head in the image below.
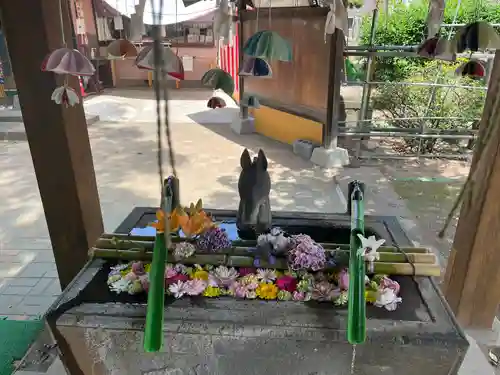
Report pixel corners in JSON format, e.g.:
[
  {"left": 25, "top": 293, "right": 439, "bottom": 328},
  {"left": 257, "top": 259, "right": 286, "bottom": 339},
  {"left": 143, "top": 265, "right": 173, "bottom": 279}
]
[{"left": 236, "top": 148, "right": 272, "bottom": 235}]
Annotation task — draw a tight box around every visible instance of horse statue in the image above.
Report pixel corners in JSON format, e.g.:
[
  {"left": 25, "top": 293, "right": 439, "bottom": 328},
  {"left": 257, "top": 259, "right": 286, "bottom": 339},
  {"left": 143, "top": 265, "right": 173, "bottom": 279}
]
[{"left": 236, "top": 148, "right": 272, "bottom": 237}]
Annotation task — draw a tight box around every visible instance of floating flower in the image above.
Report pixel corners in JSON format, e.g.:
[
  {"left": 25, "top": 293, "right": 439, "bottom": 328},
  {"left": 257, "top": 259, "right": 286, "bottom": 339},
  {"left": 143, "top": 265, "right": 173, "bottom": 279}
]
[
  {"left": 109, "top": 279, "right": 131, "bottom": 294},
  {"left": 107, "top": 274, "right": 121, "bottom": 284},
  {"left": 277, "top": 290, "right": 292, "bottom": 301},
  {"left": 169, "top": 280, "right": 187, "bottom": 298},
  {"left": 128, "top": 280, "right": 143, "bottom": 294},
  {"left": 212, "top": 266, "right": 239, "bottom": 287},
  {"left": 292, "top": 291, "right": 306, "bottom": 301},
  {"left": 229, "top": 281, "right": 249, "bottom": 298},
  {"left": 379, "top": 276, "right": 400, "bottom": 295},
  {"left": 165, "top": 266, "right": 178, "bottom": 279},
  {"left": 288, "top": 234, "right": 326, "bottom": 271},
  {"left": 365, "top": 290, "right": 377, "bottom": 304},
  {"left": 193, "top": 269, "right": 209, "bottom": 281},
  {"left": 165, "top": 273, "right": 189, "bottom": 286},
  {"left": 196, "top": 227, "right": 231, "bottom": 251},
  {"left": 297, "top": 279, "right": 312, "bottom": 293},
  {"left": 51, "top": 86, "right": 80, "bottom": 107},
  {"left": 257, "top": 227, "right": 290, "bottom": 255},
  {"left": 174, "top": 264, "right": 189, "bottom": 274},
  {"left": 256, "top": 283, "right": 279, "bottom": 300},
  {"left": 174, "top": 242, "right": 196, "bottom": 258},
  {"left": 240, "top": 274, "right": 259, "bottom": 285},
  {"left": 334, "top": 291, "right": 349, "bottom": 306},
  {"left": 124, "top": 272, "right": 138, "bottom": 281},
  {"left": 108, "top": 263, "right": 130, "bottom": 276},
  {"left": 239, "top": 267, "right": 256, "bottom": 277},
  {"left": 149, "top": 208, "right": 185, "bottom": 233},
  {"left": 203, "top": 286, "right": 221, "bottom": 297},
  {"left": 184, "top": 279, "right": 207, "bottom": 296},
  {"left": 374, "top": 288, "right": 402, "bottom": 311},
  {"left": 256, "top": 268, "right": 277, "bottom": 283},
  {"left": 276, "top": 275, "right": 298, "bottom": 292},
  {"left": 131, "top": 262, "right": 146, "bottom": 275},
  {"left": 246, "top": 290, "right": 257, "bottom": 299},
  {"left": 338, "top": 268, "right": 349, "bottom": 290},
  {"left": 140, "top": 274, "right": 149, "bottom": 292},
  {"left": 311, "top": 281, "right": 340, "bottom": 302}
]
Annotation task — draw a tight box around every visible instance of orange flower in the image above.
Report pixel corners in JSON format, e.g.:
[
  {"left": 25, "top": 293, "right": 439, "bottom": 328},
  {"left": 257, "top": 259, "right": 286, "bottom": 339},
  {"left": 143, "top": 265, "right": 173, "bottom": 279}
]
[
  {"left": 149, "top": 208, "right": 187, "bottom": 233},
  {"left": 180, "top": 210, "right": 214, "bottom": 237}
]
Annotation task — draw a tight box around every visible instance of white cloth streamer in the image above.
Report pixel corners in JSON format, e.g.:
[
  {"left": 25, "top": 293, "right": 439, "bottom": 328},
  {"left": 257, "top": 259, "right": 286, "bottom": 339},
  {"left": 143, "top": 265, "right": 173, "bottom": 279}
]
[{"left": 324, "top": 0, "right": 348, "bottom": 43}]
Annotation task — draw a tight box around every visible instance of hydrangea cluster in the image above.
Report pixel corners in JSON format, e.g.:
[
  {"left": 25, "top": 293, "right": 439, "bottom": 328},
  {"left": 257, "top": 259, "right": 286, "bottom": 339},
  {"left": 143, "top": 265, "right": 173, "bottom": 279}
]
[
  {"left": 196, "top": 227, "right": 232, "bottom": 252},
  {"left": 288, "top": 234, "right": 326, "bottom": 271}
]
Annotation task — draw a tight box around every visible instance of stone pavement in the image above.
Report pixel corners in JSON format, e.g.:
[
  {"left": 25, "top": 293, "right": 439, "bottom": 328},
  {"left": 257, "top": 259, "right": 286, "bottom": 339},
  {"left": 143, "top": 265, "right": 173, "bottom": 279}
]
[{"left": 0, "top": 88, "right": 496, "bottom": 374}]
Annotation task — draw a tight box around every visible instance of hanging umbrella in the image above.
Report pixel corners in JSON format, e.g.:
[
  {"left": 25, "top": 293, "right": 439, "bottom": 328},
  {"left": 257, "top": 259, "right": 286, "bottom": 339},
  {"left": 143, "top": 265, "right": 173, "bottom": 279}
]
[
  {"left": 239, "top": 56, "right": 272, "bottom": 77},
  {"left": 201, "top": 68, "right": 235, "bottom": 96},
  {"left": 241, "top": 95, "right": 260, "bottom": 109},
  {"left": 41, "top": 48, "right": 96, "bottom": 76},
  {"left": 243, "top": 31, "right": 292, "bottom": 62},
  {"left": 454, "top": 21, "right": 500, "bottom": 53},
  {"left": 107, "top": 39, "right": 138, "bottom": 59},
  {"left": 135, "top": 45, "right": 185, "bottom": 80},
  {"left": 455, "top": 60, "right": 486, "bottom": 79},
  {"left": 207, "top": 96, "right": 227, "bottom": 109},
  {"left": 417, "top": 37, "right": 456, "bottom": 62}
]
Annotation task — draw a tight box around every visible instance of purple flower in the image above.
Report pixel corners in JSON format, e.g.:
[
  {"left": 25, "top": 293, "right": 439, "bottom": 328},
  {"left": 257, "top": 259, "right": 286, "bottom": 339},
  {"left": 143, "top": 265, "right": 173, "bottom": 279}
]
[
  {"left": 131, "top": 262, "right": 146, "bottom": 275},
  {"left": 184, "top": 279, "right": 207, "bottom": 296},
  {"left": 288, "top": 234, "right": 326, "bottom": 272},
  {"left": 196, "top": 227, "right": 232, "bottom": 252}
]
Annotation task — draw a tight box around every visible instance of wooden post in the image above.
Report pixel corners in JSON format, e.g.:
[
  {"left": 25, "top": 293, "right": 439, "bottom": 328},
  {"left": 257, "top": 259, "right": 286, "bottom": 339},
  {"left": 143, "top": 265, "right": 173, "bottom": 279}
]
[
  {"left": 324, "top": 29, "right": 345, "bottom": 149},
  {"left": 1, "top": 0, "right": 104, "bottom": 289},
  {"left": 442, "top": 51, "right": 500, "bottom": 328}
]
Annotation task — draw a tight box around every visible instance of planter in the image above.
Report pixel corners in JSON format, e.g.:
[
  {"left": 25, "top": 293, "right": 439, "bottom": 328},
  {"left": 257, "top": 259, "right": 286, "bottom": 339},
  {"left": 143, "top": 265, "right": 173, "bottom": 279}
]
[{"left": 17, "top": 208, "right": 468, "bottom": 375}]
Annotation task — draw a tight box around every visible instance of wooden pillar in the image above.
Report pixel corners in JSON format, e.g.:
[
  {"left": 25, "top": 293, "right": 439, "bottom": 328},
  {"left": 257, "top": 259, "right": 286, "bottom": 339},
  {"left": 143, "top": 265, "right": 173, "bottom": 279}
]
[
  {"left": 0, "top": 0, "right": 104, "bottom": 289},
  {"left": 442, "top": 51, "right": 500, "bottom": 328}
]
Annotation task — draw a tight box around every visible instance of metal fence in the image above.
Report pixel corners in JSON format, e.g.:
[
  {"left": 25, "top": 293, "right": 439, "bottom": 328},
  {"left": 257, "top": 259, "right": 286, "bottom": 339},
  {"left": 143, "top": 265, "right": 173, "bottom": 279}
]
[{"left": 338, "top": 12, "right": 496, "bottom": 161}]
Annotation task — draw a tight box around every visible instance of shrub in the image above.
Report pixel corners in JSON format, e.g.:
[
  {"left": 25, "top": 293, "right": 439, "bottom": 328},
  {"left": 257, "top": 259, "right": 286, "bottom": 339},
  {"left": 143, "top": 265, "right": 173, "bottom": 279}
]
[{"left": 370, "top": 59, "right": 486, "bottom": 154}]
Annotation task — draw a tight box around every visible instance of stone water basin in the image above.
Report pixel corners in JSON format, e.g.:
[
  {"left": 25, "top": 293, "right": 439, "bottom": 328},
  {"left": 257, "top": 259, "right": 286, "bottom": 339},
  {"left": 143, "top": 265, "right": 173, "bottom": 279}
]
[{"left": 37, "top": 208, "right": 467, "bottom": 375}]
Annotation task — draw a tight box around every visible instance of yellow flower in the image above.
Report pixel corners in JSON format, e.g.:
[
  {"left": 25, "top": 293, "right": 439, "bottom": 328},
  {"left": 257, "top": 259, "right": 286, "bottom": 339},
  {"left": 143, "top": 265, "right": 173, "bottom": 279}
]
[
  {"left": 148, "top": 208, "right": 186, "bottom": 233},
  {"left": 203, "top": 286, "right": 221, "bottom": 297},
  {"left": 365, "top": 290, "right": 377, "bottom": 304},
  {"left": 120, "top": 269, "right": 131, "bottom": 276},
  {"left": 144, "top": 264, "right": 151, "bottom": 273},
  {"left": 193, "top": 270, "right": 209, "bottom": 281},
  {"left": 256, "top": 283, "right": 278, "bottom": 300}
]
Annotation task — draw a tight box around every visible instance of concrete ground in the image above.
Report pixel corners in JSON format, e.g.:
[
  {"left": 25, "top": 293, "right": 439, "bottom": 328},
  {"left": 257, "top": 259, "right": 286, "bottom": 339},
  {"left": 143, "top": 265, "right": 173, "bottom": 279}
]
[{"left": 0, "top": 88, "right": 496, "bottom": 374}]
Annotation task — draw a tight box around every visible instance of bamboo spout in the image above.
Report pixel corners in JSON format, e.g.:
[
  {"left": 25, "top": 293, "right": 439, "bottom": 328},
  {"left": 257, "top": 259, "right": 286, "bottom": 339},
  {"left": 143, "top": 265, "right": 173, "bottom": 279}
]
[{"left": 347, "top": 180, "right": 367, "bottom": 345}]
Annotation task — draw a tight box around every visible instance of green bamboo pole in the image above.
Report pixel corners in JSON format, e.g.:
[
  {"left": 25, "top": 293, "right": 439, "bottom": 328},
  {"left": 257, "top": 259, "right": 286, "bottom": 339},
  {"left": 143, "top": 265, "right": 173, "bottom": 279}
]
[
  {"left": 347, "top": 181, "right": 366, "bottom": 345},
  {"left": 143, "top": 232, "right": 167, "bottom": 352}
]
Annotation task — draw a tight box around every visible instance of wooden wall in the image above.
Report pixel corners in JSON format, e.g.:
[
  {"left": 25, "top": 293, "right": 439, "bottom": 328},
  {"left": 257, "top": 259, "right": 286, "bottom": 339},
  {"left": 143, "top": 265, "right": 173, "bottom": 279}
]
[{"left": 242, "top": 7, "right": 330, "bottom": 112}]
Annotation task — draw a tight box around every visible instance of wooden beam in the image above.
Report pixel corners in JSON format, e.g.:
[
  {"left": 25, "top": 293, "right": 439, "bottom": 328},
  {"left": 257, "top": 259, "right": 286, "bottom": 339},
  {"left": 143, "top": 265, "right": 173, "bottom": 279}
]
[
  {"left": 0, "top": 0, "right": 104, "bottom": 288},
  {"left": 442, "top": 51, "right": 500, "bottom": 328}
]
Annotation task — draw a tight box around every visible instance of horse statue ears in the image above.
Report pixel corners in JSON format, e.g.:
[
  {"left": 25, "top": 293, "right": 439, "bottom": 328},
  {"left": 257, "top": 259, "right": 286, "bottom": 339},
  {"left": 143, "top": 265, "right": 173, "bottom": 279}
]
[{"left": 240, "top": 148, "right": 268, "bottom": 171}]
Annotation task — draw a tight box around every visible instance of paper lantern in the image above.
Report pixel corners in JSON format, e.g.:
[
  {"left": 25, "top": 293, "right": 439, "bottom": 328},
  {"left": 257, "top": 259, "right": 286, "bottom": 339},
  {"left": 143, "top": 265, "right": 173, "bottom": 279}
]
[
  {"left": 417, "top": 37, "right": 456, "bottom": 62},
  {"left": 41, "top": 48, "right": 95, "bottom": 76},
  {"left": 243, "top": 31, "right": 292, "bottom": 62},
  {"left": 135, "top": 45, "right": 185, "bottom": 80},
  {"left": 239, "top": 56, "right": 272, "bottom": 77},
  {"left": 455, "top": 21, "right": 500, "bottom": 53},
  {"left": 107, "top": 39, "right": 138, "bottom": 59},
  {"left": 455, "top": 60, "right": 486, "bottom": 79},
  {"left": 207, "top": 97, "right": 227, "bottom": 109},
  {"left": 201, "top": 68, "right": 235, "bottom": 96}
]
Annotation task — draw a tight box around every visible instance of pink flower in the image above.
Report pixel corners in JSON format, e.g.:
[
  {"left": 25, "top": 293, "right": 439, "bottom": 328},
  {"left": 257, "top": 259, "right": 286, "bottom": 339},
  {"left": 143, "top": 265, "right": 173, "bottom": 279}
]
[
  {"left": 140, "top": 276, "right": 149, "bottom": 292},
  {"left": 338, "top": 268, "right": 349, "bottom": 290},
  {"left": 239, "top": 267, "right": 256, "bottom": 277},
  {"left": 311, "top": 281, "right": 340, "bottom": 302},
  {"left": 165, "top": 273, "right": 189, "bottom": 285},
  {"left": 184, "top": 279, "right": 207, "bottom": 296},
  {"left": 276, "top": 276, "right": 298, "bottom": 292},
  {"left": 169, "top": 281, "right": 187, "bottom": 298},
  {"left": 379, "top": 276, "right": 400, "bottom": 295},
  {"left": 131, "top": 262, "right": 146, "bottom": 275},
  {"left": 165, "top": 267, "right": 178, "bottom": 279},
  {"left": 292, "top": 291, "right": 306, "bottom": 301},
  {"left": 124, "top": 272, "right": 138, "bottom": 281}
]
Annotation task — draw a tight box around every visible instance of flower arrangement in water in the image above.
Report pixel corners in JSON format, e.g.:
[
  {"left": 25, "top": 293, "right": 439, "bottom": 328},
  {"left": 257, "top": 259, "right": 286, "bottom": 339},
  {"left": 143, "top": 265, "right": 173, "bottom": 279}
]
[{"left": 107, "top": 262, "right": 403, "bottom": 311}]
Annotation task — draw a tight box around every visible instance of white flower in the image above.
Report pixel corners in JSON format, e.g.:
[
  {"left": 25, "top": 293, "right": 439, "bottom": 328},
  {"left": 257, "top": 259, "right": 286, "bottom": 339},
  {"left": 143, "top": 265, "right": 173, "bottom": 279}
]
[
  {"left": 169, "top": 280, "right": 187, "bottom": 298},
  {"left": 109, "top": 279, "right": 131, "bottom": 294},
  {"left": 174, "top": 242, "right": 196, "bottom": 258},
  {"left": 51, "top": 86, "right": 80, "bottom": 107},
  {"left": 374, "top": 288, "right": 402, "bottom": 311},
  {"left": 212, "top": 266, "right": 239, "bottom": 287},
  {"left": 256, "top": 268, "right": 277, "bottom": 283},
  {"left": 356, "top": 234, "right": 385, "bottom": 262}
]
